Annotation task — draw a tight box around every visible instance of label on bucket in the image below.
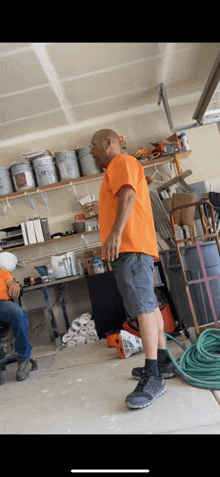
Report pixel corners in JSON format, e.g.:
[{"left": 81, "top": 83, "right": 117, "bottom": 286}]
[
  {"left": 14, "top": 171, "right": 35, "bottom": 189},
  {"left": 59, "top": 162, "right": 67, "bottom": 179},
  {"left": 14, "top": 172, "right": 27, "bottom": 188},
  {"left": 37, "top": 168, "right": 56, "bottom": 179}
]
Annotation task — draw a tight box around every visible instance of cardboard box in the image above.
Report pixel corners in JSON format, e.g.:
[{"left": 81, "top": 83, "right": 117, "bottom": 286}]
[
  {"left": 79, "top": 195, "right": 95, "bottom": 206},
  {"left": 84, "top": 247, "right": 106, "bottom": 275},
  {"left": 75, "top": 214, "right": 85, "bottom": 221},
  {"left": 82, "top": 201, "right": 99, "bottom": 219}
]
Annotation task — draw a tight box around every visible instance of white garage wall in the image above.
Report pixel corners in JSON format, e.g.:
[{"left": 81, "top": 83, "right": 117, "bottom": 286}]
[{"left": 1, "top": 93, "right": 220, "bottom": 332}]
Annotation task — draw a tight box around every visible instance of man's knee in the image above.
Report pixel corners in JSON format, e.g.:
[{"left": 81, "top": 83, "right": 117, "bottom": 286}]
[{"left": 1, "top": 301, "right": 26, "bottom": 322}]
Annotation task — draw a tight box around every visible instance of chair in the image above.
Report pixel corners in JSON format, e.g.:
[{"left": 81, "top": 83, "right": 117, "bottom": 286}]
[{"left": 0, "top": 293, "right": 38, "bottom": 385}]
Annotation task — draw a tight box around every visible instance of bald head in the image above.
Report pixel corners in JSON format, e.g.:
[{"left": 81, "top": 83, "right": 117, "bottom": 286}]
[
  {"left": 92, "top": 129, "right": 120, "bottom": 144},
  {"left": 91, "top": 129, "right": 121, "bottom": 169}
]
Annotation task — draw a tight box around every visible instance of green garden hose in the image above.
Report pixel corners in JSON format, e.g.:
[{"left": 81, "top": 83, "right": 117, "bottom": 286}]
[{"left": 164, "top": 328, "right": 220, "bottom": 390}]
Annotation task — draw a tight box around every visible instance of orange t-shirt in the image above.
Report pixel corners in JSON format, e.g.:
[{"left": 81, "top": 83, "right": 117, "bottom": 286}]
[
  {"left": 99, "top": 154, "right": 158, "bottom": 261},
  {"left": 0, "top": 269, "right": 15, "bottom": 301}
]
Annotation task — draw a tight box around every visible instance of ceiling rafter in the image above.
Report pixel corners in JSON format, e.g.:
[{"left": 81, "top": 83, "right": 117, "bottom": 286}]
[{"left": 31, "top": 43, "right": 75, "bottom": 125}]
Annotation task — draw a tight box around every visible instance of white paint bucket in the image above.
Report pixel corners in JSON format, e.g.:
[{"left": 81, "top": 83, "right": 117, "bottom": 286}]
[
  {"left": 77, "top": 147, "right": 102, "bottom": 176},
  {"left": 32, "top": 156, "right": 58, "bottom": 186},
  {"left": 55, "top": 150, "right": 80, "bottom": 180},
  {"left": 0, "top": 167, "right": 14, "bottom": 195},
  {"left": 10, "top": 162, "right": 36, "bottom": 191}
]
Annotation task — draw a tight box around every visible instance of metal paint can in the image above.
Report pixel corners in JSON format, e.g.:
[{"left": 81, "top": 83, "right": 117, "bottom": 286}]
[
  {"left": 77, "top": 147, "right": 102, "bottom": 176},
  {"left": 0, "top": 167, "right": 14, "bottom": 195},
  {"left": 55, "top": 150, "right": 80, "bottom": 180},
  {"left": 32, "top": 156, "right": 58, "bottom": 186},
  {"left": 10, "top": 162, "right": 36, "bottom": 191}
]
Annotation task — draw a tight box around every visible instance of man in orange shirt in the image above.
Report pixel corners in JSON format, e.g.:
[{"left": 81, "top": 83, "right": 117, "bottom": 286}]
[
  {"left": 0, "top": 266, "right": 32, "bottom": 381},
  {"left": 91, "top": 129, "right": 175, "bottom": 410}
]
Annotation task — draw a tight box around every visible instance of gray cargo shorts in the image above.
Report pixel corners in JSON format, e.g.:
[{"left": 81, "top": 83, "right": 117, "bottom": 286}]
[{"left": 111, "top": 252, "right": 158, "bottom": 320}]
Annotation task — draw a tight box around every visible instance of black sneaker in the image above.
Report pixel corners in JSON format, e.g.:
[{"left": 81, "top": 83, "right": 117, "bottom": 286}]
[
  {"left": 125, "top": 373, "right": 167, "bottom": 409},
  {"left": 132, "top": 359, "right": 176, "bottom": 380}
]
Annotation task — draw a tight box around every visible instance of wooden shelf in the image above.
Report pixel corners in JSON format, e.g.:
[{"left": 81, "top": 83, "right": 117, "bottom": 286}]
[
  {"left": 139, "top": 150, "right": 191, "bottom": 168},
  {"left": 0, "top": 229, "right": 100, "bottom": 253},
  {"left": 0, "top": 172, "right": 105, "bottom": 202},
  {"left": 0, "top": 150, "right": 191, "bottom": 253},
  {"left": 0, "top": 151, "right": 191, "bottom": 202}
]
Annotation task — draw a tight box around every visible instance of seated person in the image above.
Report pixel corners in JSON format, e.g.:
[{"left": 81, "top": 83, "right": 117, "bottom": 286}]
[{"left": 0, "top": 252, "right": 32, "bottom": 382}]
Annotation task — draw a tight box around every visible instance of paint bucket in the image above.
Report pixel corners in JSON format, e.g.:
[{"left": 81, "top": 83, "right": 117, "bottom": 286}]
[
  {"left": 55, "top": 150, "right": 80, "bottom": 180},
  {"left": 76, "top": 147, "right": 102, "bottom": 176},
  {"left": 10, "top": 162, "right": 36, "bottom": 191},
  {"left": 32, "top": 155, "right": 58, "bottom": 186},
  {"left": 0, "top": 167, "right": 14, "bottom": 195}
]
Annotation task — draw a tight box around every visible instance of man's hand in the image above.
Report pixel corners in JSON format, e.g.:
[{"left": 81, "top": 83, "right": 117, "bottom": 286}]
[
  {"left": 7, "top": 280, "right": 21, "bottom": 298},
  {"left": 102, "top": 229, "right": 122, "bottom": 262}
]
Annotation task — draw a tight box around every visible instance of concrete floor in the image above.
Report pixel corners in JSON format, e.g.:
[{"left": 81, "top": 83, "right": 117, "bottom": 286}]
[{"left": 1, "top": 338, "right": 220, "bottom": 435}]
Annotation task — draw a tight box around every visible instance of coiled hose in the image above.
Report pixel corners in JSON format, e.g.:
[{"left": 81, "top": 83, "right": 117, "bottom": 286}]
[{"left": 164, "top": 328, "right": 220, "bottom": 390}]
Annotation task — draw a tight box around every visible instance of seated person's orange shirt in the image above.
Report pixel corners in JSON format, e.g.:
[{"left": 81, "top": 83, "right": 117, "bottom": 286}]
[
  {"left": 0, "top": 269, "right": 15, "bottom": 300},
  {"left": 98, "top": 154, "right": 158, "bottom": 261}
]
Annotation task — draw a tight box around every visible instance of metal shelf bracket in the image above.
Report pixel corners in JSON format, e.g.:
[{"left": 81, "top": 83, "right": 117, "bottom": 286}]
[
  {"left": 23, "top": 192, "right": 37, "bottom": 217},
  {"left": 37, "top": 189, "right": 49, "bottom": 211}
]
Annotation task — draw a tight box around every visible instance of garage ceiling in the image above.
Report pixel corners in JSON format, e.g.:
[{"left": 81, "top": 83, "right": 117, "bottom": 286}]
[{"left": 0, "top": 42, "right": 220, "bottom": 145}]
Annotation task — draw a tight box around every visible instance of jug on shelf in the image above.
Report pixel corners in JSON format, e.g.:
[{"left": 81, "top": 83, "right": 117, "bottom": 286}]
[{"left": 51, "top": 251, "right": 78, "bottom": 279}]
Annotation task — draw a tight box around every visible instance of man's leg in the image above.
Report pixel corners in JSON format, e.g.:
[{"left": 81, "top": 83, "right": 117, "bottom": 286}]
[
  {"left": 137, "top": 311, "right": 158, "bottom": 355},
  {"left": 0, "top": 300, "right": 32, "bottom": 381},
  {"left": 137, "top": 307, "right": 167, "bottom": 355},
  {"left": 154, "top": 306, "right": 166, "bottom": 350},
  {"left": 136, "top": 310, "right": 160, "bottom": 377},
  {"left": 125, "top": 309, "right": 167, "bottom": 409},
  {"left": 132, "top": 306, "right": 175, "bottom": 380}
]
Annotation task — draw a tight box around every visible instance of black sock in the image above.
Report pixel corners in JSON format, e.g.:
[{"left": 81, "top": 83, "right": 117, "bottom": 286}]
[
  {"left": 145, "top": 359, "right": 160, "bottom": 378},
  {"left": 157, "top": 348, "right": 168, "bottom": 364}
]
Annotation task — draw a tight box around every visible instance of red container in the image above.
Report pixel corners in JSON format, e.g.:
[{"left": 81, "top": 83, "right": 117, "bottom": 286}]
[
  {"left": 160, "top": 303, "right": 176, "bottom": 333},
  {"left": 106, "top": 331, "right": 120, "bottom": 348},
  {"left": 123, "top": 303, "right": 176, "bottom": 337}
]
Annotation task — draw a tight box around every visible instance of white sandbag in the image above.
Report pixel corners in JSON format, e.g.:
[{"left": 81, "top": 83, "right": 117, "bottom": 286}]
[
  {"left": 75, "top": 333, "right": 86, "bottom": 341},
  {"left": 75, "top": 337, "right": 86, "bottom": 345},
  {"left": 68, "top": 327, "right": 77, "bottom": 336},
  {"left": 86, "top": 337, "right": 98, "bottom": 344},
  {"left": 79, "top": 313, "right": 91, "bottom": 325},
  {"left": 66, "top": 339, "right": 76, "bottom": 347},
  {"left": 85, "top": 320, "right": 95, "bottom": 330},
  {"left": 62, "top": 333, "right": 73, "bottom": 343},
  {"left": 71, "top": 318, "right": 82, "bottom": 331},
  {"left": 86, "top": 329, "right": 98, "bottom": 338}
]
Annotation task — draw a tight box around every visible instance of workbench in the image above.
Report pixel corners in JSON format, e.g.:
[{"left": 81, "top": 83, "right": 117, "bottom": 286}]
[
  {"left": 20, "top": 261, "right": 174, "bottom": 347},
  {"left": 22, "top": 274, "right": 84, "bottom": 349}
]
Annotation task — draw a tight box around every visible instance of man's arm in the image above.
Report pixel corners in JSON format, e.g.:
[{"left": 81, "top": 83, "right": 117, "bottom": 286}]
[
  {"left": 5, "top": 278, "right": 21, "bottom": 298},
  {"left": 102, "top": 185, "right": 136, "bottom": 262}
]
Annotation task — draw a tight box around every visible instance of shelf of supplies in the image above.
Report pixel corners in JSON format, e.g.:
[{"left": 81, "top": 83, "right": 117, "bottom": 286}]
[
  {"left": 0, "top": 172, "right": 105, "bottom": 202},
  {"left": 139, "top": 150, "right": 191, "bottom": 168},
  {"left": 0, "top": 151, "right": 191, "bottom": 203},
  {"left": 0, "top": 229, "right": 100, "bottom": 253}
]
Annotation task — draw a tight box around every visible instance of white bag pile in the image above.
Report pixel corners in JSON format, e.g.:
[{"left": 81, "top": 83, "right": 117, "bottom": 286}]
[{"left": 62, "top": 313, "right": 99, "bottom": 347}]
